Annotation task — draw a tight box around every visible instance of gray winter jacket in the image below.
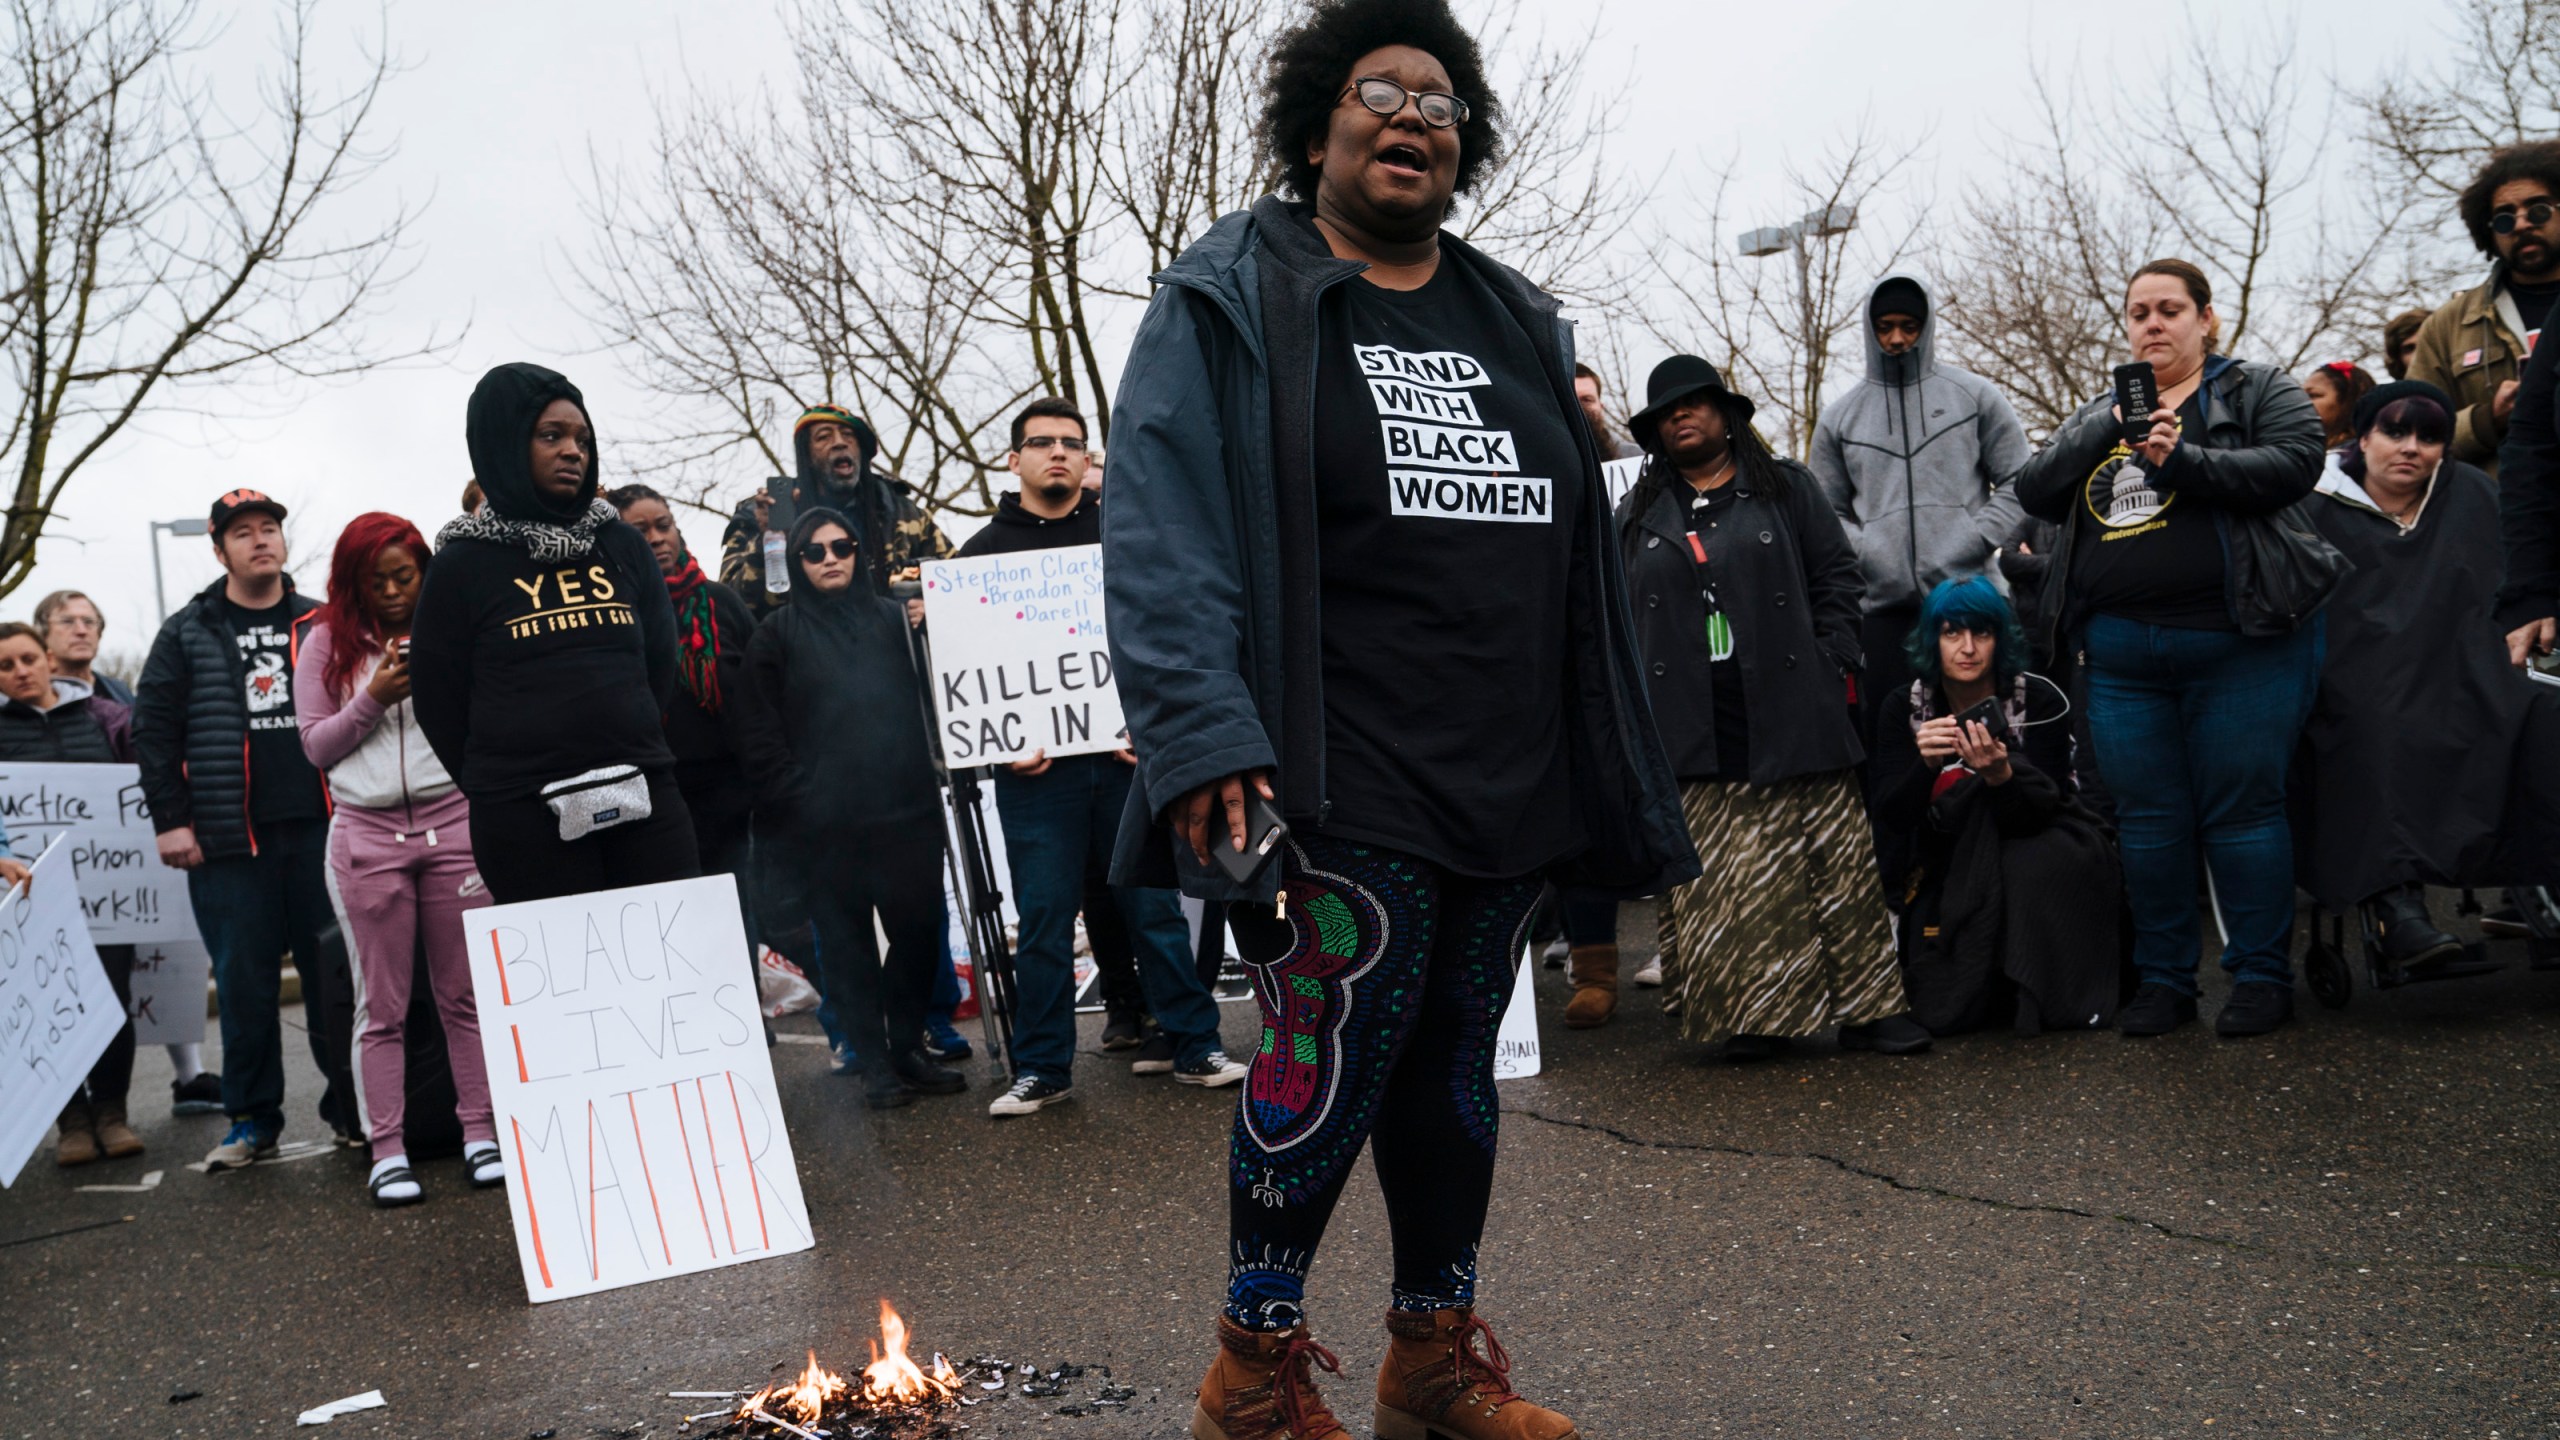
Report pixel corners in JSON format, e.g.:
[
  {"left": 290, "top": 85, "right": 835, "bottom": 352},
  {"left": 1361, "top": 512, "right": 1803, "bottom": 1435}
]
[{"left": 1809, "top": 274, "right": 2030, "bottom": 613}]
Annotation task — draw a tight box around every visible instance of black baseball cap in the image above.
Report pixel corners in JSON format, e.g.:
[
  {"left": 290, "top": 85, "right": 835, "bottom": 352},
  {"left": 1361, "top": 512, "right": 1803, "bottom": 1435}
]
[{"left": 208, "top": 488, "right": 288, "bottom": 536}]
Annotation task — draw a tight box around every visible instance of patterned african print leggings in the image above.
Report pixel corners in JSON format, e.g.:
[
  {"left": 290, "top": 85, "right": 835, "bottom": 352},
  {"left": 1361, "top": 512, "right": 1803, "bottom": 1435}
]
[{"left": 1224, "top": 835, "right": 1544, "bottom": 1332}]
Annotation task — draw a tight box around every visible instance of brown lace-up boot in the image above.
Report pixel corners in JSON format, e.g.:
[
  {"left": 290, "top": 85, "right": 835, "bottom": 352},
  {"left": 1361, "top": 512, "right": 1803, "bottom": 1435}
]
[
  {"left": 1192, "top": 1315, "right": 1351, "bottom": 1440},
  {"left": 1561, "top": 944, "right": 1619, "bottom": 1029},
  {"left": 93, "top": 1104, "right": 145, "bottom": 1159},
  {"left": 55, "top": 1101, "right": 99, "bottom": 1167},
  {"left": 1374, "top": 1308, "right": 1580, "bottom": 1440}
]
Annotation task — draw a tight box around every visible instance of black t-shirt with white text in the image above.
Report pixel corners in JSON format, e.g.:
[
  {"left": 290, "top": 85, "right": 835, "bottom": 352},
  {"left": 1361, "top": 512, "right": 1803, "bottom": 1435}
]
[
  {"left": 2068, "top": 392, "right": 2234, "bottom": 631},
  {"left": 2511, "top": 275, "right": 2560, "bottom": 356},
  {"left": 1309, "top": 258, "right": 1586, "bottom": 877},
  {"left": 216, "top": 595, "right": 327, "bottom": 823}
]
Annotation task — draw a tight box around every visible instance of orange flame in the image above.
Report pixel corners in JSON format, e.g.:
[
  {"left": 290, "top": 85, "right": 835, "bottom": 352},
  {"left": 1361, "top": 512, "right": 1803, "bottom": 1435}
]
[
  {"left": 742, "top": 1351, "right": 848, "bottom": 1425},
  {"left": 860, "top": 1299, "right": 961, "bottom": 1405}
]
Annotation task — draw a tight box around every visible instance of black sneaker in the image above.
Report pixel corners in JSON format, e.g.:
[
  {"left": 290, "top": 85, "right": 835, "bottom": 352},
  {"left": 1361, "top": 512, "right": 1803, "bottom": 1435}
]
[
  {"left": 892, "top": 1048, "right": 968, "bottom": 1095},
  {"left": 1173, "top": 1050, "right": 1249, "bottom": 1087},
  {"left": 2117, "top": 983, "right": 2197, "bottom": 1037},
  {"left": 922, "top": 1024, "right": 973, "bottom": 1062},
  {"left": 1839, "top": 1014, "right": 1933, "bottom": 1055},
  {"left": 1720, "top": 1033, "right": 1792, "bottom": 1063},
  {"left": 863, "top": 1062, "right": 916, "bottom": 1110},
  {"left": 170, "top": 1072, "right": 224, "bottom": 1116},
  {"left": 987, "top": 1074, "right": 1073, "bottom": 1117},
  {"left": 1130, "top": 1029, "right": 1177, "bottom": 1075},
  {"left": 2215, "top": 982, "right": 2295, "bottom": 1038},
  {"left": 1100, "top": 1010, "right": 1146, "bottom": 1051}
]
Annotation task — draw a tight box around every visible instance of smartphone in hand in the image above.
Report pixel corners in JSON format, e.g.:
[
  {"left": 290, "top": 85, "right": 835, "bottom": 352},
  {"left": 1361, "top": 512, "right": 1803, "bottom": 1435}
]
[
  {"left": 2113, "top": 362, "right": 2161, "bottom": 447},
  {"left": 1212, "top": 793, "right": 1290, "bottom": 886}
]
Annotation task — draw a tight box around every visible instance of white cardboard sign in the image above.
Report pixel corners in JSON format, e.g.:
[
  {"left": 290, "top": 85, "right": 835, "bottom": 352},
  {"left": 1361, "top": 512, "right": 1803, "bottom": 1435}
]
[
  {"left": 920, "top": 544, "right": 1126, "bottom": 763},
  {"left": 465, "top": 875, "right": 814, "bottom": 1302},
  {"left": 0, "top": 762, "right": 201, "bottom": 944},
  {"left": 0, "top": 841, "right": 127, "bottom": 1186},
  {"left": 1492, "top": 952, "right": 1541, "bottom": 1080},
  {"left": 127, "top": 940, "right": 212, "bottom": 1045}
]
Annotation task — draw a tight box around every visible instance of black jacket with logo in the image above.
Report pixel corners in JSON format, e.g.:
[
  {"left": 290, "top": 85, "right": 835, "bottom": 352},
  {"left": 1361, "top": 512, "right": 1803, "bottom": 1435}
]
[{"left": 133, "top": 579, "right": 323, "bottom": 857}]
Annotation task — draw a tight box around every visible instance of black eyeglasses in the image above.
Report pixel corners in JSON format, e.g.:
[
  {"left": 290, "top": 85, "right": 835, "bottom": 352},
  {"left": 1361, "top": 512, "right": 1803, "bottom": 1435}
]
[
  {"left": 2492, "top": 199, "right": 2557, "bottom": 234},
  {"left": 798, "top": 538, "right": 858, "bottom": 564},
  {"left": 1018, "top": 436, "right": 1088, "bottom": 453},
  {"left": 1340, "top": 76, "right": 1469, "bottom": 129}
]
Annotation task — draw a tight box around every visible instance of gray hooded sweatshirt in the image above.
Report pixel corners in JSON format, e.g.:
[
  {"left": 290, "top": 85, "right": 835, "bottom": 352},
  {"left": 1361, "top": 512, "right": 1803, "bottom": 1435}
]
[{"left": 1809, "top": 273, "right": 2030, "bottom": 613}]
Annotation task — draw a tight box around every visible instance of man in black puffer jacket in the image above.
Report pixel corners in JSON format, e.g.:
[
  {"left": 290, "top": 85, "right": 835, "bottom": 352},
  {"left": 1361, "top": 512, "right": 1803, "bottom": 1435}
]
[{"left": 134, "top": 489, "right": 357, "bottom": 1169}]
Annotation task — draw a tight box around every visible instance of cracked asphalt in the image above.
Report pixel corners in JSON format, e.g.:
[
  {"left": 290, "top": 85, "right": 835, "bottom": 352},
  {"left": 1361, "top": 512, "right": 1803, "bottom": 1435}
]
[{"left": 4, "top": 907, "right": 2554, "bottom": 1438}]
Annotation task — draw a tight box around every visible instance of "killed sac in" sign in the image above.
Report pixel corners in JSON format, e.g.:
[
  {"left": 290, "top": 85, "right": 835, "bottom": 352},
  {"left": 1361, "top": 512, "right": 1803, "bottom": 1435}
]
[{"left": 919, "top": 544, "right": 1128, "bottom": 763}]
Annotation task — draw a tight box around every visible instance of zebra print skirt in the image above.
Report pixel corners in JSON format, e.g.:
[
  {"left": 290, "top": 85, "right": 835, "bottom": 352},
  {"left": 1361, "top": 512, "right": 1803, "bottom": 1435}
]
[{"left": 1660, "top": 769, "right": 1907, "bottom": 1044}]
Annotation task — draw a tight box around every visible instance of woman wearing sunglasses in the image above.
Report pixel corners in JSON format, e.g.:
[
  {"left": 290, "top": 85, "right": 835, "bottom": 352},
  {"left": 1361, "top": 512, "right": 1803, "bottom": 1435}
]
[
  {"left": 411, "top": 363, "right": 701, "bottom": 903},
  {"left": 1101, "top": 0, "right": 1692, "bottom": 1435},
  {"left": 732, "top": 509, "right": 962, "bottom": 1111}
]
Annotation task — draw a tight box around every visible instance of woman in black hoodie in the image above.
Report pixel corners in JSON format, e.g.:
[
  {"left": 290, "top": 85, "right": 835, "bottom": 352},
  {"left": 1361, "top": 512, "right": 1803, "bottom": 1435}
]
[
  {"left": 410, "top": 362, "right": 698, "bottom": 902},
  {"left": 733, "top": 506, "right": 963, "bottom": 1109}
]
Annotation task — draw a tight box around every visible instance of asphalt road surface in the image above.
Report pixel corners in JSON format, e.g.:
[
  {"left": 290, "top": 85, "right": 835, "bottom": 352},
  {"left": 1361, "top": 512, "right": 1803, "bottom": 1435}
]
[{"left": 5, "top": 911, "right": 2554, "bottom": 1438}]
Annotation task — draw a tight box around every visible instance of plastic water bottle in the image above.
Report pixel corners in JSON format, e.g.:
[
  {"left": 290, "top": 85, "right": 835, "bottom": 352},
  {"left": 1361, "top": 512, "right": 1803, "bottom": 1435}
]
[{"left": 763, "top": 530, "right": 791, "bottom": 594}]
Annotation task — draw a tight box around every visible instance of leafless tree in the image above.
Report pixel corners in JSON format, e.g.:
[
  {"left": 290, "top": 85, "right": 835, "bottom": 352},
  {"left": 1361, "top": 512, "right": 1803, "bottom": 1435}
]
[
  {"left": 0, "top": 0, "right": 433, "bottom": 598},
  {"left": 1640, "top": 125, "right": 1926, "bottom": 458},
  {"left": 1105, "top": 0, "right": 1275, "bottom": 280},
  {"left": 2358, "top": 0, "right": 2560, "bottom": 204}
]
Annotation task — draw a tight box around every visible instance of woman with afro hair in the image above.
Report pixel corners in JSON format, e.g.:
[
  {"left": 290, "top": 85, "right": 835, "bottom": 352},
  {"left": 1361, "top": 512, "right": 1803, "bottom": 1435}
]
[{"left": 1099, "top": 0, "right": 1694, "bottom": 1435}]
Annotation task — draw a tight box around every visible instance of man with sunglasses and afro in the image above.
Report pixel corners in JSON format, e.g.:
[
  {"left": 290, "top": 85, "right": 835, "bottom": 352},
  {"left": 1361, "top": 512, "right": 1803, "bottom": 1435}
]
[{"left": 2408, "top": 139, "right": 2560, "bottom": 478}]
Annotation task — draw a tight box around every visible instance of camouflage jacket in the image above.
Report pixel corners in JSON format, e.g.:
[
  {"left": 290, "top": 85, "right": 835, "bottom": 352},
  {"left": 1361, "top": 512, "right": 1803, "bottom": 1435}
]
[{"left": 718, "top": 474, "right": 954, "bottom": 615}]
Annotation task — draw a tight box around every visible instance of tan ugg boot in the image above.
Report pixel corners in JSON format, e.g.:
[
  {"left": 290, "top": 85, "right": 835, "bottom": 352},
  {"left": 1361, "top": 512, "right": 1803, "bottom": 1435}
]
[
  {"left": 1561, "top": 945, "right": 1618, "bottom": 1029},
  {"left": 92, "top": 1104, "right": 144, "bottom": 1159},
  {"left": 1192, "top": 1315, "right": 1351, "bottom": 1440},
  {"left": 54, "top": 1102, "right": 99, "bottom": 1167},
  {"left": 1374, "top": 1309, "right": 1579, "bottom": 1440}
]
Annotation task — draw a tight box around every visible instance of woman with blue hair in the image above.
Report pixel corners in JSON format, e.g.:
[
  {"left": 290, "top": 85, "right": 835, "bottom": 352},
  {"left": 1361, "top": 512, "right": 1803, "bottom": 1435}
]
[{"left": 1869, "top": 578, "right": 2126, "bottom": 1034}]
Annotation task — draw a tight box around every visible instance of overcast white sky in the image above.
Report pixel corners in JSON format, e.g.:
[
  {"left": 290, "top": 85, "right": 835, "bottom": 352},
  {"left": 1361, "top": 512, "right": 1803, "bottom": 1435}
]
[{"left": 31, "top": 0, "right": 2457, "bottom": 655}]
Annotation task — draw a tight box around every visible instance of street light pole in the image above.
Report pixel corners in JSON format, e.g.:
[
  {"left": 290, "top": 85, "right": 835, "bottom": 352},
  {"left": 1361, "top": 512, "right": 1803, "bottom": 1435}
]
[
  {"left": 1738, "top": 203, "right": 1860, "bottom": 453},
  {"left": 148, "top": 517, "right": 210, "bottom": 625}
]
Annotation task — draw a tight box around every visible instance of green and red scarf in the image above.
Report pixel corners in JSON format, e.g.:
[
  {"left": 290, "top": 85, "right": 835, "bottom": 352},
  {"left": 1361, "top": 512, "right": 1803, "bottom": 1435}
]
[{"left": 666, "top": 552, "right": 723, "bottom": 712}]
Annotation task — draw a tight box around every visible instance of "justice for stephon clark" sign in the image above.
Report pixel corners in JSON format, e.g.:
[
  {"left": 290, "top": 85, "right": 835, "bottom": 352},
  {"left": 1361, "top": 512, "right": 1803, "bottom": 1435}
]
[
  {"left": 920, "top": 543, "right": 1128, "bottom": 764},
  {"left": 466, "top": 875, "right": 814, "bottom": 1302}
]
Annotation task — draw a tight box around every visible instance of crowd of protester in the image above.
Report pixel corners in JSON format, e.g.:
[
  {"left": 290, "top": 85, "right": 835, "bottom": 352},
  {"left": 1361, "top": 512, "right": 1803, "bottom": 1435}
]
[{"left": 18, "top": 6, "right": 2560, "bottom": 1424}]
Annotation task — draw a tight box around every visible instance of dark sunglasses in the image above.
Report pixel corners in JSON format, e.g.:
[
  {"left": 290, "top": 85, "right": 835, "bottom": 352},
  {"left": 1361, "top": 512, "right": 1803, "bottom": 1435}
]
[
  {"left": 1341, "top": 76, "right": 1469, "bottom": 129},
  {"left": 798, "top": 537, "right": 858, "bottom": 564},
  {"left": 2492, "top": 199, "right": 2557, "bottom": 235}
]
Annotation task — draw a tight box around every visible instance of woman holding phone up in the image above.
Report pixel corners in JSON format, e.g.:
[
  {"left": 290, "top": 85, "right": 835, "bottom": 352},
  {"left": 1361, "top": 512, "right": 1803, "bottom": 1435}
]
[{"left": 2013, "top": 259, "right": 2332, "bottom": 1039}]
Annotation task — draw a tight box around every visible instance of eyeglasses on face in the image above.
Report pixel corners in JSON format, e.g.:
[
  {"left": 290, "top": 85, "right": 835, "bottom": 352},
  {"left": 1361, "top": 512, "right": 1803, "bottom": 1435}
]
[
  {"left": 1341, "top": 76, "right": 1469, "bottom": 129},
  {"left": 798, "top": 537, "right": 859, "bottom": 564},
  {"left": 2492, "top": 199, "right": 2557, "bottom": 235},
  {"left": 1018, "top": 435, "right": 1088, "bottom": 453}
]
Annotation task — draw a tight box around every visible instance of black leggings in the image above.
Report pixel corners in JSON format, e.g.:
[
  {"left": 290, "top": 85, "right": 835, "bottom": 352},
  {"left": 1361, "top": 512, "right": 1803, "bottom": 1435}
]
[
  {"left": 806, "top": 833, "right": 946, "bottom": 1067},
  {"left": 468, "top": 771, "right": 702, "bottom": 905},
  {"left": 1225, "top": 835, "right": 1543, "bottom": 1330}
]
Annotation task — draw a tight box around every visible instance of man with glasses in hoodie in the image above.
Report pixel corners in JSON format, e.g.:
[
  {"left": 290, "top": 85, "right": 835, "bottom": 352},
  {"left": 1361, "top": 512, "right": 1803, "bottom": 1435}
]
[{"left": 1809, "top": 276, "right": 2031, "bottom": 827}]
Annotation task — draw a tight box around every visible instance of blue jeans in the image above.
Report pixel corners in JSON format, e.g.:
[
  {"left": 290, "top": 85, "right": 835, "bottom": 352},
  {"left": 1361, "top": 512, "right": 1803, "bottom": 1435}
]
[
  {"left": 188, "top": 818, "right": 356, "bottom": 1137},
  {"left": 2081, "top": 613, "right": 2323, "bottom": 994},
  {"left": 996, "top": 755, "right": 1224, "bottom": 1083}
]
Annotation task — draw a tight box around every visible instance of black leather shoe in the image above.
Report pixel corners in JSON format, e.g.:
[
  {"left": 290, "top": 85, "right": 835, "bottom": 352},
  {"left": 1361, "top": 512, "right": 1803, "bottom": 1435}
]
[
  {"left": 892, "top": 1048, "right": 968, "bottom": 1095},
  {"left": 2214, "top": 982, "right": 2295, "bottom": 1038},
  {"left": 2117, "top": 983, "right": 2197, "bottom": 1037},
  {"left": 863, "top": 1063, "right": 915, "bottom": 1110},
  {"left": 1720, "top": 1033, "right": 1793, "bottom": 1062},
  {"left": 2364, "top": 885, "right": 2462, "bottom": 968},
  {"left": 1839, "top": 1013, "right": 1934, "bottom": 1054}
]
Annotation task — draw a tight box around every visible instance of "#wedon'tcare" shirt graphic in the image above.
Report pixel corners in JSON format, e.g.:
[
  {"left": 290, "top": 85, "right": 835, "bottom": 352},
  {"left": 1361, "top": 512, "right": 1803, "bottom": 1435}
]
[{"left": 1361, "top": 343, "right": 1554, "bottom": 524}]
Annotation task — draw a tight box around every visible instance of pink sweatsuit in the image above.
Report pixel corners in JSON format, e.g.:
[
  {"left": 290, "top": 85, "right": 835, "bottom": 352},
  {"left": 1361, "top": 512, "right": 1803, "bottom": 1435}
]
[{"left": 295, "top": 624, "right": 495, "bottom": 1152}]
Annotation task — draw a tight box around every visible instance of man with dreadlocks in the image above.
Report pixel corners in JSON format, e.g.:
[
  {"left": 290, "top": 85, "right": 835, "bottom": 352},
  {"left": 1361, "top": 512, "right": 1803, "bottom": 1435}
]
[
  {"left": 719, "top": 406, "right": 954, "bottom": 622},
  {"left": 613, "top": 484, "right": 761, "bottom": 977}
]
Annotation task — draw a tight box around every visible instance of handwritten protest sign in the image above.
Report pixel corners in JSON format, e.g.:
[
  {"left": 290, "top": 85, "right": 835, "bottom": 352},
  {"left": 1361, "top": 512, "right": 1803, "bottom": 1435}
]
[
  {"left": 1601, "top": 454, "right": 1644, "bottom": 512},
  {"left": 0, "top": 763, "right": 199, "bottom": 944},
  {"left": 1492, "top": 952, "right": 1541, "bottom": 1081},
  {"left": 920, "top": 544, "right": 1126, "bottom": 763},
  {"left": 127, "top": 940, "right": 211, "bottom": 1046},
  {"left": 467, "top": 875, "right": 814, "bottom": 1302},
  {"left": 0, "top": 841, "right": 126, "bottom": 1186}
]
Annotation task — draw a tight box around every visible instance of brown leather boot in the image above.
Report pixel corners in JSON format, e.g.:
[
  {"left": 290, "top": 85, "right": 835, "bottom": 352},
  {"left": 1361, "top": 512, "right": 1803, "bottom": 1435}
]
[
  {"left": 55, "top": 1102, "right": 99, "bottom": 1167},
  {"left": 1561, "top": 945, "right": 1618, "bottom": 1029},
  {"left": 93, "top": 1104, "right": 144, "bottom": 1159},
  {"left": 1192, "top": 1315, "right": 1351, "bottom": 1440},
  {"left": 1374, "top": 1309, "right": 1579, "bottom": 1440}
]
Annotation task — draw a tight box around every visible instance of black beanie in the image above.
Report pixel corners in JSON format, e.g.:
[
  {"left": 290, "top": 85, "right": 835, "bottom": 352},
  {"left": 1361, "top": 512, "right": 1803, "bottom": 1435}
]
[
  {"left": 1869, "top": 277, "right": 1928, "bottom": 327},
  {"left": 464, "top": 362, "right": 596, "bottom": 524}
]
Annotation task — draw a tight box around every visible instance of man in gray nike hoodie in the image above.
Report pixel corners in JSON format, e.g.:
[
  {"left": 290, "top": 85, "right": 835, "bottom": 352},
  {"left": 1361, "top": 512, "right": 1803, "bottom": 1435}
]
[{"left": 1809, "top": 273, "right": 2030, "bottom": 763}]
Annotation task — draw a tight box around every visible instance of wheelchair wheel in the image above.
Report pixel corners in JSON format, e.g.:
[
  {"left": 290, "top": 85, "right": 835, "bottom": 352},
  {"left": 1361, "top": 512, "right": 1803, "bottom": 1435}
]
[{"left": 2304, "top": 937, "right": 2352, "bottom": 1009}]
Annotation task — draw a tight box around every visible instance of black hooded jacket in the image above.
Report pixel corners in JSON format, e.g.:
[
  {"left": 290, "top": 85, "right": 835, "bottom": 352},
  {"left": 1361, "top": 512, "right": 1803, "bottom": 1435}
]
[
  {"left": 955, "top": 488, "right": 1101, "bottom": 557},
  {"left": 732, "top": 507, "right": 943, "bottom": 838},
  {"left": 717, "top": 416, "right": 955, "bottom": 610},
  {"left": 410, "top": 362, "right": 679, "bottom": 801}
]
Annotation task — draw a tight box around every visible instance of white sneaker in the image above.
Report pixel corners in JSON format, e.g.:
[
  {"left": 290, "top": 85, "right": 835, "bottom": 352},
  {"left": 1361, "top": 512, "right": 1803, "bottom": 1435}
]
[
  {"left": 988, "top": 1075, "right": 1073, "bottom": 1116},
  {"left": 1174, "top": 1050, "right": 1249, "bottom": 1087},
  {"left": 1540, "top": 937, "right": 1570, "bottom": 969},
  {"left": 1634, "top": 955, "right": 1663, "bottom": 988}
]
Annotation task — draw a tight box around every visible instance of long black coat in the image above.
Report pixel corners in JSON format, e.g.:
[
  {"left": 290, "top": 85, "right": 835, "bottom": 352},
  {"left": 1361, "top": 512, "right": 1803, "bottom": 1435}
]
[
  {"left": 1616, "top": 459, "right": 1866, "bottom": 784},
  {"left": 2294, "top": 459, "right": 2560, "bottom": 905}
]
